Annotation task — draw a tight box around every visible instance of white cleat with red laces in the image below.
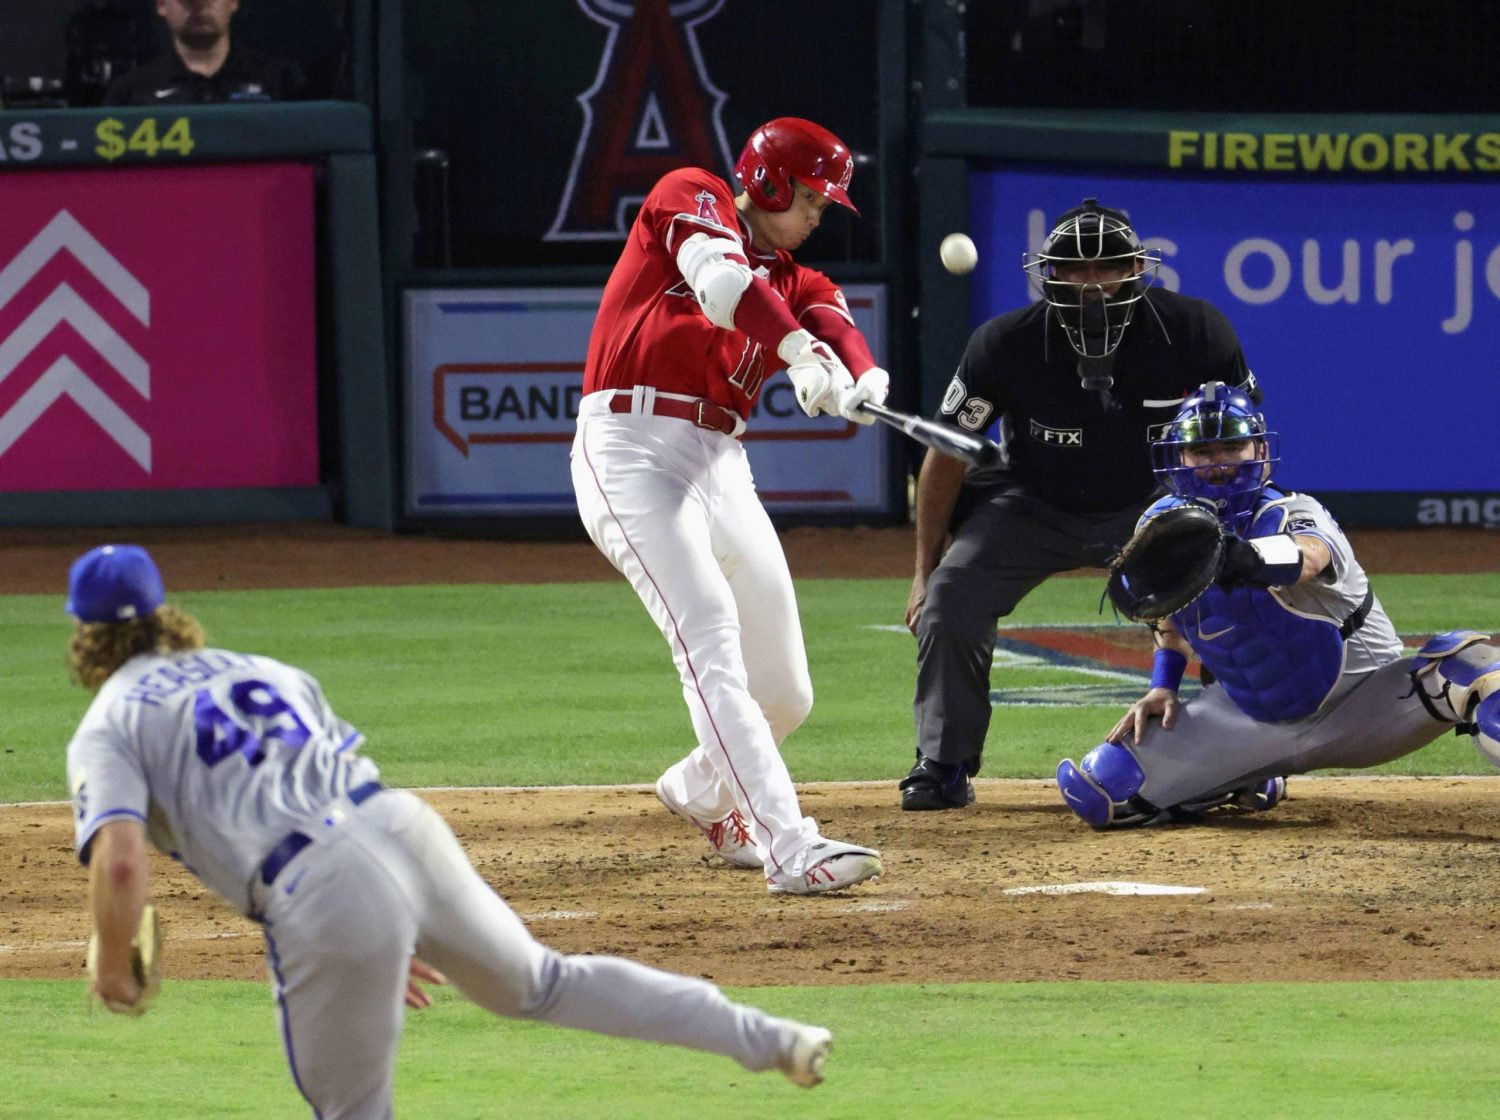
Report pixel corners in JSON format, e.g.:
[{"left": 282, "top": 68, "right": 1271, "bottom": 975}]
[
  {"left": 766, "top": 839, "right": 882, "bottom": 895},
  {"left": 654, "top": 776, "right": 762, "bottom": 869}
]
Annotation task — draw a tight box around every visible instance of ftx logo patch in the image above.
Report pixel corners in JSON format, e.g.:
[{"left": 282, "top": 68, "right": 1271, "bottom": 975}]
[{"left": 1029, "top": 420, "right": 1082, "bottom": 447}]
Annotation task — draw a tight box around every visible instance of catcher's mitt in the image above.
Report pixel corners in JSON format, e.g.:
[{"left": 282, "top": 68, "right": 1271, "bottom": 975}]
[
  {"left": 1106, "top": 502, "right": 1224, "bottom": 623},
  {"left": 87, "top": 903, "right": 161, "bottom": 1016}
]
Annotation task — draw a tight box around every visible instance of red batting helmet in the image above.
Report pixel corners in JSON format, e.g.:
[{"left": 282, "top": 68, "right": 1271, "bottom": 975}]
[{"left": 735, "top": 118, "right": 859, "bottom": 216}]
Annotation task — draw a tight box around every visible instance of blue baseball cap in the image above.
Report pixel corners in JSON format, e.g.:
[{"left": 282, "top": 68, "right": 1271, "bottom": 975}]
[{"left": 65, "top": 545, "right": 165, "bottom": 623}]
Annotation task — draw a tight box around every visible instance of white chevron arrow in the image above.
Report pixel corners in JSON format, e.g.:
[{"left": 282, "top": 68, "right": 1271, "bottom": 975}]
[
  {"left": 0, "top": 283, "right": 149, "bottom": 396},
  {"left": 0, "top": 210, "right": 149, "bottom": 324},
  {"left": 0, "top": 355, "right": 150, "bottom": 470}
]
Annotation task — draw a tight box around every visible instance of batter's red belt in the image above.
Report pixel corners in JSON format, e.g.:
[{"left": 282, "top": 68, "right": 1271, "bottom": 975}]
[{"left": 607, "top": 393, "right": 743, "bottom": 437}]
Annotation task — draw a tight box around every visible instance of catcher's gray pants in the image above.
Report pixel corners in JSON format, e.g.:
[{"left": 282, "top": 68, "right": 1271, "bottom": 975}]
[
  {"left": 1130, "top": 657, "right": 1451, "bottom": 807},
  {"left": 252, "top": 789, "right": 796, "bottom": 1119},
  {"left": 915, "top": 483, "right": 1147, "bottom": 768}
]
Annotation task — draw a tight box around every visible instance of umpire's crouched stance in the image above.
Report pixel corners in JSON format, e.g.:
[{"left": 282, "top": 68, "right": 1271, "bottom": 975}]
[{"left": 902, "top": 199, "right": 1258, "bottom": 810}]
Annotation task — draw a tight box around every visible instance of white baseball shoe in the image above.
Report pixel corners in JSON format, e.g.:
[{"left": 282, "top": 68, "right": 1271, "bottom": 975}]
[
  {"left": 766, "top": 840, "right": 882, "bottom": 895},
  {"left": 778, "top": 1022, "right": 833, "bottom": 1088},
  {"left": 654, "top": 776, "right": 762, "bottom": 869}
]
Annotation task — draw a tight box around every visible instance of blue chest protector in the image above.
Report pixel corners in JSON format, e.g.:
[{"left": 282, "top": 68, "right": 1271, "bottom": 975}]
[{"left": 1165, "top": 493, "right": 1345, "bottom": 723}]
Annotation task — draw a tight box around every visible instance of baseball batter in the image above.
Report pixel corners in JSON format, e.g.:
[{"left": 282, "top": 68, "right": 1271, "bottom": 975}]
[
  {"left": 64, "top": 545, "right": 836, "bottom": 1117},
  {"left": 571, "top": 117, "right": 887, "bottom": 894},
  {"left": 1056, "top": 384, "right": 1500, "bottom": 827}
]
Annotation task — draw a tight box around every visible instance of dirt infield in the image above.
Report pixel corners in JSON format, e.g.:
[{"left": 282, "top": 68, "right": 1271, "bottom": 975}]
[{"left": 4, "top": 521, "right": 1498, "bottom": 988}]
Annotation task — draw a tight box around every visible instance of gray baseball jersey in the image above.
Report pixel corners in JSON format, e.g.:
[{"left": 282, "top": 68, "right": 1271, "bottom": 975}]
[
  {"left": 1127, "top": 492, "right": 1447, "bottom": 807},
  {"left": 68, "top": 647, "right": 817, "bottom": 1117}
]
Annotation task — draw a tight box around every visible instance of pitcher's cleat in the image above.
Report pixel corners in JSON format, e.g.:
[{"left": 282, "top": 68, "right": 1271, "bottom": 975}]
[{"left": 779, "top": 1022, "right": 833, "bottom": 1087}]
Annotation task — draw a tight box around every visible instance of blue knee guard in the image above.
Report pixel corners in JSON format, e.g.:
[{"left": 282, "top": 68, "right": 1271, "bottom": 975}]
[
  {"left": 1056, "top": 742, "right": 1148, "bottom": 829},
  {"left": 1473, "top": 691, "right": 1500, "bottom": 768}
]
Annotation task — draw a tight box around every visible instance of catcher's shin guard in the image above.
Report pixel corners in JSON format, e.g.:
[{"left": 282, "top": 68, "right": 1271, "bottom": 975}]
[
  {"left": 1056, "top": 742, "right": 1161, "bottom": 829},
  {"left": 1410, "top": 631, "right": 1500, "bottom": 765}
]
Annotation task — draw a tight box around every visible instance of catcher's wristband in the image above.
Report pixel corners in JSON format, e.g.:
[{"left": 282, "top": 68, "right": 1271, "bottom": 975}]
[{"left": 1149, "top": 648, "right": 1188, "bottom": 692}]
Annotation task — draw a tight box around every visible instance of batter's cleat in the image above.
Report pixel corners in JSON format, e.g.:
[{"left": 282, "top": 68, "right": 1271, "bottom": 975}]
[
  {"left": 778, "top": 1022, "right": 833, "bottom": 1088},
  {"left": 766, "top": 840, "right": 882, "bottom": 895},
  {"left": 899, "top": 755, "right": 976, "bottom": 811},
  {"left": 653, "top": 777, "right": 761, "bottom": 869}
]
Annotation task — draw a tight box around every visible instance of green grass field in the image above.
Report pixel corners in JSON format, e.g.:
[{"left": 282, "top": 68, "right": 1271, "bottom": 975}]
[{"left": 4, "top": 573, "right": 1500, "bottom": 1117}]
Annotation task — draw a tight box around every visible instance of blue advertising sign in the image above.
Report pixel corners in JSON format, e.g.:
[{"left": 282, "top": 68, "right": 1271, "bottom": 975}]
[{"left": 968, "top": 168, "right": 1500, "bottom": 495}]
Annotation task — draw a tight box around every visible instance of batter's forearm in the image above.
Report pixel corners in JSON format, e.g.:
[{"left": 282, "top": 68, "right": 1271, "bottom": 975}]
[
  {"left": 799, "top": 305, "right": 875, "bottom": 376},
  {"left": 730, "top": 278, "right": 804, "bottom": 351}
]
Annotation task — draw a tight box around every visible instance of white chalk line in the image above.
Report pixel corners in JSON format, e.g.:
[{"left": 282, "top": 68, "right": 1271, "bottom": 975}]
[{"left": 1008, "top": 881, "right": 1206, "bottom": 899}]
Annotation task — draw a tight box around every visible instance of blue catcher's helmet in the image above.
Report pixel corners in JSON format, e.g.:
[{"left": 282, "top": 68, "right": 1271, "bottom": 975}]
[{"left": 1152, "top": 381, "right": 1279, "bottom": 533}]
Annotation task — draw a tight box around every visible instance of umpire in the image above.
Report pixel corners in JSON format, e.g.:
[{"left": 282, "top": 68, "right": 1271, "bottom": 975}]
[{"left": 900, "top": 199, "right": 1259, "bottom": 810}]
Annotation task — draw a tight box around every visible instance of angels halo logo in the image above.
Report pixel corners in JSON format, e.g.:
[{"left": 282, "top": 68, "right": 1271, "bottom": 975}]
[{"left": 547, "top": 0, "right": 732, "bottom": 241}]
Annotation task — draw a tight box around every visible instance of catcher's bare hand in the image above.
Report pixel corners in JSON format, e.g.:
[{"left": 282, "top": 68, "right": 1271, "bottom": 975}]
[{"left": 1108, "top": 687, "right": 1181, "bottom": 746}]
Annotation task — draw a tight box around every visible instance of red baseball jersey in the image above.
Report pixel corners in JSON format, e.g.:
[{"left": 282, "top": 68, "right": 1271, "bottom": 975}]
[{"left": 583, "top": 167, "right": 854, "bottom": 418}]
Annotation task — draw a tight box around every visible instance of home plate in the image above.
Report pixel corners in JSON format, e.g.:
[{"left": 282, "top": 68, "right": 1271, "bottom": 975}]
[{"left": 1002, "top": 881, "right": 1205, "bottom": 897}]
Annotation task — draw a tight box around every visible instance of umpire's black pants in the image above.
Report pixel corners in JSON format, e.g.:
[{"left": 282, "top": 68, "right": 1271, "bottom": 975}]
[{"left": 914, "top": 481, "right": 1151, "bottom": 770}]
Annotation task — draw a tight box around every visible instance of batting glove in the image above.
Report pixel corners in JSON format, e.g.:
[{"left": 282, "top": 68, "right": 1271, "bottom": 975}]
[
  {"left": 836, "top": 367, "right": 890, "bottom": 425},
  {"left": 779, "top": 329, "right": 854, "bottom": 419}
]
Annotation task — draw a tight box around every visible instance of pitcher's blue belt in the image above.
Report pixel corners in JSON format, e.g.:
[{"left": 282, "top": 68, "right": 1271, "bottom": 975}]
[{"left": 259, "top": 780, "right": 384, "bottom": 886}]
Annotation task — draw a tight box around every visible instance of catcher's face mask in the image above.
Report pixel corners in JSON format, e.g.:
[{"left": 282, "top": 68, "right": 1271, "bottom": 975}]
[{"left": 1152, "top": 383, "right": 1279, "bottom": 533}]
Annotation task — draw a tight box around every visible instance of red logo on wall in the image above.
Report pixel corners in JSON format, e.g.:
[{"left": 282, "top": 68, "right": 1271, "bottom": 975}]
[{"left": 546, "top": 0, "right": 733, "bottom": 241}]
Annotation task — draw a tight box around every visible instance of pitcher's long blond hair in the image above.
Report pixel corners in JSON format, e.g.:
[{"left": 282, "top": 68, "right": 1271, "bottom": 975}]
[{"left": 68, "top": 605, "right": 207, "bottom": 691}]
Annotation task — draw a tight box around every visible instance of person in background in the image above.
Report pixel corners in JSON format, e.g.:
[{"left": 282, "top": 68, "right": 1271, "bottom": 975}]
[{"left": 103, "top": 0, "right": 303, "bottom": 105}]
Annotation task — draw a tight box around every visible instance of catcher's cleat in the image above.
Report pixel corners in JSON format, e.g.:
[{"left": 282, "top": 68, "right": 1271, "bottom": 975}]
[
  {"left": 766, "top": 840, "right": 882, "bottom": 895},
  {"left": 1172, "top": 776, "right": 1288, "bottom": 819},
  {"left": 779, "top": 1022, "right": 833, "bottom": 1088},
  {"left": 899, "top": 755, "right": 977, "bottom": 811},
  {"left": 654, "top": 776, "right": 761, "bottom": 869}
]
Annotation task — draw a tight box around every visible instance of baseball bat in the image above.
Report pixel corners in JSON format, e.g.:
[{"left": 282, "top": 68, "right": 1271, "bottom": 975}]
[{"left": 856, "top": 402, "right": 1002, "bottom": 468}]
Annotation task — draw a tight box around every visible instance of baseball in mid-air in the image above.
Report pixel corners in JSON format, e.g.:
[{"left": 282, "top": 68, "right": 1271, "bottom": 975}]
[{"left": 940, "top": 232, "right": 978, "bottom": 275}]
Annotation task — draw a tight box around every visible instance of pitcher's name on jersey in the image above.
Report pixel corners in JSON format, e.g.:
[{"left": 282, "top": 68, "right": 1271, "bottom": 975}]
[{"left": 122, "top": 650, "right": 258, "bottom": 707}]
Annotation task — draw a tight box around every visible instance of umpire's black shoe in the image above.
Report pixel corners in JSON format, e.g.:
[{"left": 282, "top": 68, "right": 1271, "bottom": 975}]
[{"left": 899, "top": 756, "right": 977, "bottom": 811}]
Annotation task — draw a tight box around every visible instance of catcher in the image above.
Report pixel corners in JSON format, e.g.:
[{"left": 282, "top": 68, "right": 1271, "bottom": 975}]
[{"left": 1057, "top": 382, "right": 1500, "bottom": 828}]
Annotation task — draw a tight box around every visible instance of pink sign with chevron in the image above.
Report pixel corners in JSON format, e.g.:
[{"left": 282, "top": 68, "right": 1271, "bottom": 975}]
[{"left": 0, "top": 163, "right": 317, "bottom": 491}]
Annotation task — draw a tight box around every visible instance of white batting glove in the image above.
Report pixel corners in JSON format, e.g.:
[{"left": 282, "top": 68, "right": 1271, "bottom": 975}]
[
  {"left": 778, "top": 329, "right": 854, "bottom": 419},
  {"left": 837, "top": 367, "right": 890, "bottom": 425}
]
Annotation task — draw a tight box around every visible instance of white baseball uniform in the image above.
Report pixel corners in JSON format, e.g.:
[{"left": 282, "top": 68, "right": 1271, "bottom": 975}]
[
  {"left": 68, "top": 647, "right": 819, "bottom": 1117},
  {"left": 572, "top": 165, "right": 879, "bottom": 888}
]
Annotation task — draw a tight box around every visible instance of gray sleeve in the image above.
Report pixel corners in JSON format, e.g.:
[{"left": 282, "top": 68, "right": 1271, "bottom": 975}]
[
  {"left": 1281, "top": 494, "right": 1351, "bottom": 585},
  {"left": 67, "top": 718, "right": 149, "bottom": 865}
]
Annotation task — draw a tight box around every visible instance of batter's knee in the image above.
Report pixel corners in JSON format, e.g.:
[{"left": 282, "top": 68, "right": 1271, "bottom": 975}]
[
  {"left": 762, "top": 682, "right": 814, "bottom": 743},
  {"left": 1056, "top": 742, "right": 1161, "bottom": 829}
]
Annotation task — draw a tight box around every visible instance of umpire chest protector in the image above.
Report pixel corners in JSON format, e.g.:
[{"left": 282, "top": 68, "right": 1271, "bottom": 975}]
[{"left": 1171, "top": 499, "right": 1346, "bottom": 723}]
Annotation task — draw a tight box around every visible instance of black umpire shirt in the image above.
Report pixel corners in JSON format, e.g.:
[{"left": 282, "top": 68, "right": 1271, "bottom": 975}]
[
  {"left": 938, "top": 287, "right": 1252, "bottom": 514},
  {"left": 103, "top": 45, "right": 304, "bottom": 105}
]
